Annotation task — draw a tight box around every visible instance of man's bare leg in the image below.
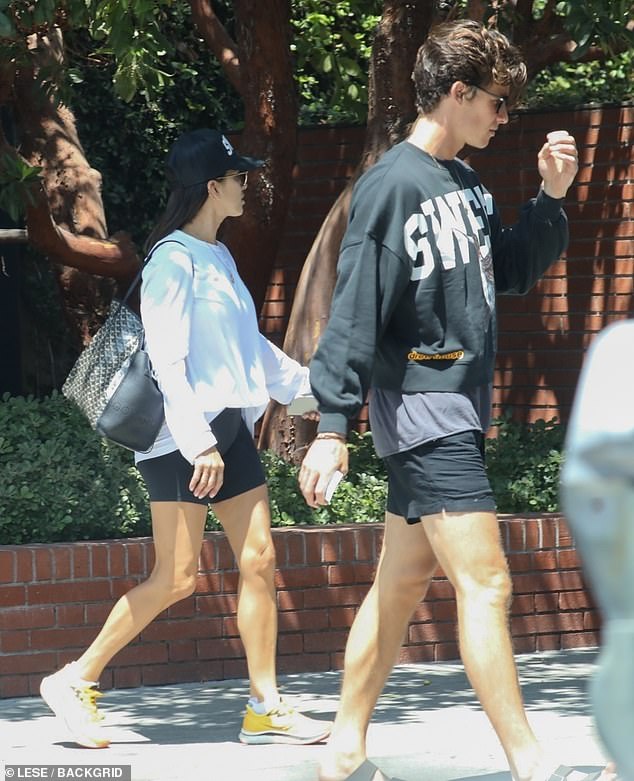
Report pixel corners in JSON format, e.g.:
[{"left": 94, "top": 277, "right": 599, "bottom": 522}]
[
  {"left": 319, "top": 514, "right": 438, "bottom": 781},
  {"left": 425, "top": 511, "right": 552, "bottom": 781}
]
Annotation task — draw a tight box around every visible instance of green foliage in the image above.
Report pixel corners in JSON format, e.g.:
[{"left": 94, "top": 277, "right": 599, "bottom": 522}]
[
  {"left": 486, "top": 416, "right": 565, "bottom": 514},
  {"left": 291, "top": 0, "right": 381, "bottom": 124},
  {"left": 525, "top": 51, "right": 634, "bottom": 108},
  {"left": 0, "top": 392, "right": 152, "bottom": 544},
  {"left": 0, "top": 394, "right": 568, "bottom": 545},
  {"left": 0, "top": 155, "right": 42, "bottom": 222}
]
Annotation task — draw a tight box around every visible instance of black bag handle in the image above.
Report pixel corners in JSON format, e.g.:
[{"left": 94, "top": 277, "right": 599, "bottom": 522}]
[{"left": 121, "top": 239, "right": 188, "bottom": 306}]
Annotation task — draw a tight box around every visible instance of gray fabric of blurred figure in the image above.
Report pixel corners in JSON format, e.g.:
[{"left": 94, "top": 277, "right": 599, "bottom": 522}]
[{"left": 560, "top": 319, "right": 634, "bottom": 781}]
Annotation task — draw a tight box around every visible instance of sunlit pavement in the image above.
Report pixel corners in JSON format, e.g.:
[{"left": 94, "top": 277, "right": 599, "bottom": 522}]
[{"left": 0, "top": 648, "right": 611, "bottom": 781}]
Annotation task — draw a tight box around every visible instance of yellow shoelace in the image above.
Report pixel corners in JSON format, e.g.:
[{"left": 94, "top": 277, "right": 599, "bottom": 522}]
[{"left": 74, "top": 685, "right": 105, "bottom": 723}]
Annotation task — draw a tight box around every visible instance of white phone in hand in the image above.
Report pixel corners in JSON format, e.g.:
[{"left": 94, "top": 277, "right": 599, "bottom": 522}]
[
  {"left": 287, "top": 395, "right": 318, "bottom": 416},
  {"left": 324, "top": 470, "right": 344, "bottom": 503}
]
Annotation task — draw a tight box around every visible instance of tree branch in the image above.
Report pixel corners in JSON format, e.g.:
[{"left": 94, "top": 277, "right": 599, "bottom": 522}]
[{"left": 189, "top": 0, "right": 242, "bottom": 95}]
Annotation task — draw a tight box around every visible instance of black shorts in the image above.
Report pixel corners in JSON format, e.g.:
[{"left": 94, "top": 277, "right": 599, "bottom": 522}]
[
  {"left": 136, "top": 408, "right": 266, "bottom": 505},
  {"left": 384, "top": 430, "right": 496, "bottom": 524}
]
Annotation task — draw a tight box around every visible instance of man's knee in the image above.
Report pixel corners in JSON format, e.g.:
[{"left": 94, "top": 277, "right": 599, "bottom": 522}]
[{"left": 454, "top": 561, "right": 513, "bottom": 608}]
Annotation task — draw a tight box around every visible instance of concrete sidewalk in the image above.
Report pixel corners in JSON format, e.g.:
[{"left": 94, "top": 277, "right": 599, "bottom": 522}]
[{"left": 0, "top": 648, "right": 610, "bottom": 781}]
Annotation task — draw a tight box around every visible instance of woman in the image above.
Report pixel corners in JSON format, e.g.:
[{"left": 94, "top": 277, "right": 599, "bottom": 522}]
[{"left": 40, "top": 128, "right": 330, "bottom": 750}]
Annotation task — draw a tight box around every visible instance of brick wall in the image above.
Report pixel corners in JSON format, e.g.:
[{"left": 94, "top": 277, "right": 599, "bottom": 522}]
[
  {"left": 260, "top": 105, "right": 634, "bottom": 425},
  {"left": 0, "top": 515, "right": 598, "bottom": 698}
]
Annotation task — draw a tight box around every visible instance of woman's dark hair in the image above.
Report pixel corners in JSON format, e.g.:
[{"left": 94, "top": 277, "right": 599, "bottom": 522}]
[
  {"left": 144, "top": 183, "right": 208, "bottom": 254},
  {"left": 412, "top": 20, "right": 527, "bottom": 114}
]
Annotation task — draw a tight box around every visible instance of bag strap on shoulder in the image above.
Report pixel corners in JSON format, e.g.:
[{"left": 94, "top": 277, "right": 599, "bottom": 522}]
[{"left": 121, "top": 239, "right": 188, "bottom": 305}]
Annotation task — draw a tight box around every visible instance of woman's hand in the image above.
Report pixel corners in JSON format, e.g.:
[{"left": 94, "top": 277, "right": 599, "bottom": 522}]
[{"left": 190, "top": 446, "right": 224, "bottom": 499}]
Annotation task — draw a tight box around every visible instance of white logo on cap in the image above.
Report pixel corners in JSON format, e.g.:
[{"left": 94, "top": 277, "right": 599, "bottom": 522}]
[{"left": 221, "top": 135, "right": 234, "bottom": 155}]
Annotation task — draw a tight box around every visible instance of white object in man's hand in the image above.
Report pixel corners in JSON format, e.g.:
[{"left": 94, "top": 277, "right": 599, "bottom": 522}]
[{"left": 324, "top": 470, "right": 344, "bottom": 503}]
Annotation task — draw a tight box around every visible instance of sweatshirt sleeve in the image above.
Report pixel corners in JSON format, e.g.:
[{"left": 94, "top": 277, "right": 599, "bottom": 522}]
[
  {"left": 257, "top": 335, "right": 312, "bottom": 403},
  {"left": 141, "top": 245, "right": 217, "bottom": 463},
  {"left": 310, "top": 235, "right": 410, "bottom": 435},
  {"left": 492, "top": 189, "right": 569, "bottom": 295}
]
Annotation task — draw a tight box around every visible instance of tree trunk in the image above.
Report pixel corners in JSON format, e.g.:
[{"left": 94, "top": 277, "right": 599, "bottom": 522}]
[
  {"left": 258, "top": 0, "right": 437, "bottom": 457},
  {"left": 215, "top": 0, "right": 298, "bottom": 314},
  {"left": 11, "top": 31, "right": 139, "bottom": 349}
]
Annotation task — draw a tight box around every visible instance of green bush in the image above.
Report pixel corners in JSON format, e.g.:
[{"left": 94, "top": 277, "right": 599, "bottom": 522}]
[
  {"left": 0, "top": 394, "right": 566, "bottom": 545},
  {"left": 486, "top": 415, "right": 565, "bottom": 514}
]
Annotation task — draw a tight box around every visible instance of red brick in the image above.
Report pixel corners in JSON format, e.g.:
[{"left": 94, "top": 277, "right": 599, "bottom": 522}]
[
  {"left": 27, "top": 581, "right": 111, "bottom": 605},
  {"left": 0, "top": 651, "right": 57, "bottom": 674},
  {"left": 305, "top": 532, "right": 324, "bottom": 565},
  {"left": 557, "top": 550, "right": 581, "bottom": 569},
  {"left": 113, "top": 666, "right": 142, "bottom": 689},
  {"left": 277, "top": 653, "right": 330, "bottom": 675},
  {"left": 303, "top": 584, "right": 368, "bottom": 609},
  {"left": 276, "top": 566, "right": 326, "bottom": 589},
  {"left": 222, "top": 659, "right": 249, "bottom": 680},
  {"left": 216, "top": 539, "right": 235, "bottom": 570},
  {"left": 84, "top": 603, "right": 112, "bottom": 625},
  {"left": 329, "top": 606, "right": 356, "bottom": 629},
  {"left": 0, "top": 605, "right": 54, "bottom": 630},
  {"left": 411, "top": 603, "right": 434, "bottom": 622},
  {"left": 533, "top": 551, "right": 558, "bottom": 571},
  {"left": 559, "top": 590, "right": 594, "bottom": 611},
  {"left": 72, "top": 546, "right": 90, "bottom": 579},
  {"left": 513, "top": 635, "right": 537, "bottom": 653},
  {"left": 510, "top": 594, "right": 535, "bottom": 616},
  {"left": 197, "top": 637, "right": 245, "bottom": 660},
  {"left": 0, "top": 550, "right": 15, "bottom": 583},
  {"left": 0, "top": 630, "right": 29, "bottom": 652},
  {"left": 30, "top": 549, "right": 52, "bottom": 582},
  {"left": 52, "top": 547, "right": 72, "bottom": 580},
  {"left": 165, "top": 598, "right": 196, "bottom": 618},
  {"left": 55, "top": 604, "right": 85, "bottom": 626},
  {"left": 426, "top": 580, "right": 454, "bottom": 600},
  {"left": 583, "top": 610, "right": 602, "bottom": 631},
  {"left": 16, "top": 549, "right": 33, "bottom": 583},
  {"left": 111, "top": 578, "right": 141, "bottom": 598},
  {"left": 561, "top": 631, "right": 599, "bottom": 649},
  {"left": 195, "top": 594, "right": 236, "bottom": 616},
  {"left": 90, "top": 545, "right": 110, "bottom": 578},
  {"left": 433, "top": 642, "right": 460, "bottom": 662},
  {"left": 354, "top": 527, "right": 380, "bottom": 561},
  {"left": 535, "top": 592, "right": 558, "bottom": 612},
  {"left": 199, "top": 539, "right": 216, "bottom": 571},
  {"left": 168, "top": 640, "right": 197, "bottom": 662},
  {"left": 271, "top": 535, "right": 287, "bottom": 568},
  {"left": 222, "top": 571, "right": 240, "bottom": 593},
  {"left": 537, "top": 634, "right": 563, "bottom": 651},
  {"left": 113, "top": 643, "right": 169, "bottom": 666},
  {"left": 284, "top": 535, "right": 308, "bottom": 568},
  {"left": 279, "top": 609, "right": 329, "bottom": 633},
  {"left": 30, "top": 626, "right": 96, "bottom": 651},
  {"left": 107, "top": 545, "right": 126, "bottom": 577},
  {"left": 399, "top": 644, "right": 436, "bottom": 664},
  {"left": 277, "top": 589, "right": 304, "bottom": 611},
  {"left": 432, "top": 601, "right": 458, "bottom": 622},
  {"left": 321, "top": 535, "right": 339, "bottom": 564},
  {"left": 0, "top": 585, "right": 26, "bottom": 607},
  {"left": 0, "top": 675, "right": 30, "bottom": 697},
  {"left": 277, "top": 633, "right": 304, "bottom": 655},
  {"left": 409, "top": 622, "right": 457, "bottom": 644},
  {"left": 507, "top": 552, "right": 535, "bottom": 572}
]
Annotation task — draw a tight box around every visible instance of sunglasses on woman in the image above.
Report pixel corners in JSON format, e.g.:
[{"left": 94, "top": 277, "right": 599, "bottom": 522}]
[{"left": 216, "top": 171, "right": 248, "bottom": 187}]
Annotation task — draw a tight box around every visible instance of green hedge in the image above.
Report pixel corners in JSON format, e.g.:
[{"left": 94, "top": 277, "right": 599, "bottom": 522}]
[{"left": 0, "top": 393, "right": 564, "bottom": 545}]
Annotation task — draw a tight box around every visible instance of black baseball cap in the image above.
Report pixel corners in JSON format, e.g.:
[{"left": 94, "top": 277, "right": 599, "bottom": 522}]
[{"left": 166, "top": 128, "right": 264, "bottom": 188}]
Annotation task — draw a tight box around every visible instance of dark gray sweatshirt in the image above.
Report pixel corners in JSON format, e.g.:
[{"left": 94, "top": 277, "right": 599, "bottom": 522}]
[{"left": 310, "top": 140, "right": 569, "bottom": 435}]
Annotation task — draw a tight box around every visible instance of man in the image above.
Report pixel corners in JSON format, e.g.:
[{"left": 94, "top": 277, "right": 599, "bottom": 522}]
[{"left": 299, "top": 19, "right": 609, "bottom": 781}]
